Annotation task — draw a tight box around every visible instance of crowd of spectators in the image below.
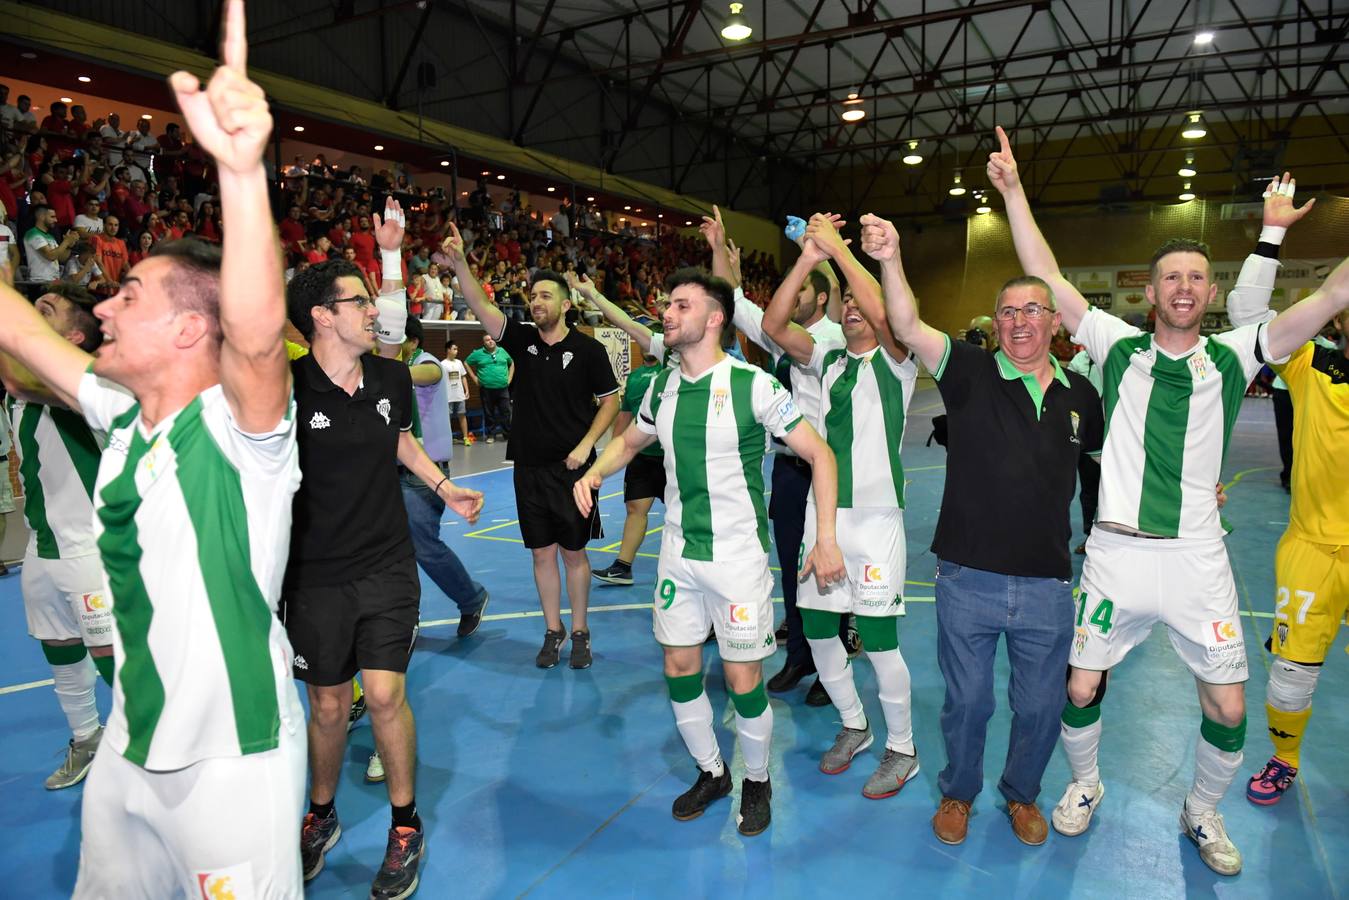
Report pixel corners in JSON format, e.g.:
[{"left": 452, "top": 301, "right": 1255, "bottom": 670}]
[{"left": 0, "top": 82, "right": 782, "bottom": 320}]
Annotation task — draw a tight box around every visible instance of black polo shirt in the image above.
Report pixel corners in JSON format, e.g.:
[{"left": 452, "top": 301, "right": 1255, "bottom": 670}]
[
  {"left": 286, "top": 352, "right": 416, "bottom": 588},
  {"left": 496, "top": 318, "right": 620, "bottom": 466},
  {"left": 931, "top": 338, "right": 1104, "bottom": 580}
]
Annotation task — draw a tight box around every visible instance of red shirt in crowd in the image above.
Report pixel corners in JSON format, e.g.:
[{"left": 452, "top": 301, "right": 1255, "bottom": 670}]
[
  {"left": 122, "top": 195, "right": 151, "bottom": 227},
  {"left": 349, "top": 229, "right": 376, "bottom": 265},
  {"left": 197, "top": 217, "right": 221, "bottom": 243},
  {"left": 278, "top": 217, "right": 306, "bottom": 254},
  {"left": 46, "top": 177, "right": 77, "bottom": 227}
]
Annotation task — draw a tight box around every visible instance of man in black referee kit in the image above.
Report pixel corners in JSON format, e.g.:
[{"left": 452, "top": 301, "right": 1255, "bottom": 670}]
[
  {"left": 284, "top": 199, "right": 484, "bottom": 898},
  {"left": 442, "top": 223, "right": 620, "bottom": 669}
]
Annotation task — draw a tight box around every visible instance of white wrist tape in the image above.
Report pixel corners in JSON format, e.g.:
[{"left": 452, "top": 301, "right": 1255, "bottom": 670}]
[
  {"left": 1258, "top": 225, "right": 1287, "bottom": 246},
  {"left": 382, "top": 249, "right": 402, "bottom": 280}
]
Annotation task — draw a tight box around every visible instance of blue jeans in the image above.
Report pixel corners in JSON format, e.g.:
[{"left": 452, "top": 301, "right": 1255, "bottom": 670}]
[
  {"left": 400, "top": 471, "right": 487, "bottom": 615},
  {"left": 934, "top": 559, "right": 1073, "bottom": 805}
]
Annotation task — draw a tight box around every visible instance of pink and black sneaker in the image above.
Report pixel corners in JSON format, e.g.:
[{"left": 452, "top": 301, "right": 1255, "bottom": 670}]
[{"left": 1246, "top": 756, "right": 1297, "bottom": 806}]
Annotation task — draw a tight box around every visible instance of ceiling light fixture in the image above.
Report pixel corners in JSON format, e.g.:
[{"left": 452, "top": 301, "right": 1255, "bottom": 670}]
[
  {"left": 949, "top": 172, "right": 966, "bottom": 196},
  {"left": 481, "top": 170, "right": 490, "bottom": 176},
  {"left": 59, "top": 96, "right": 73, "bottom": 103},
  {"left": 496, "top": 174, "right": 506, "bottom": 180},
  {"left": 440, "top": 160, "right": 449, "bottom": 166},
  {"left": 841, "top": 92, "right": 866, "bottom": 123},
  {"left": 1181, "top": 111, "right": 1207, "bottom": 139},
  {"left": 374, "top": 144, "right": 384, "bottom": 151},
  {"left": 624, "top": 205, "right": 631, "bottom": 210},
  {"left": 1193, "top": 31, "right": 1215, "bottom": 45},
  {"left": 1178, "top": 155, "right": 1196, "bottom": 178},
  {"left": 685, "top": 220, "right": 693, "bottom": 225},
  {"left": 1178, "top": 182, "right": 1196, "bottom": 202},
  {"left": 546, "top": 186, "right": 555, "bottom": 192},
  {"left": 293, "top": 125, "right": 304, "bottom": 132},
  {"left": 586, "top": 196, "right": 595, "bottom": 201},
  {"left": 721, "top": 3, "right": 752, "bottom": 41},
  {"left": 902, "top": 140, "right": 923, "bottom": 165},
  {"left": 976, "top": 204, "right": 991, "bottom": 215},
  {"left": 78, "top": 75, "right": 91, "bottom": 83}
]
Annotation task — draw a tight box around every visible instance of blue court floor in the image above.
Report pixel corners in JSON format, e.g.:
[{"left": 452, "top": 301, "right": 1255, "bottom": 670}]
[{"left": 1, "top": 382, "right": 1344, "bottom": 899}]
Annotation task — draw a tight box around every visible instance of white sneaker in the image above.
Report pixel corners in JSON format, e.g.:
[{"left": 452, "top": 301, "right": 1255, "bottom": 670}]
[
  {"left": 366, "top": 751, "right": 386, "bottom": 784},
  {"left": 1051, "top": 780, "right": 1104, "bottom": 836},
  {"left": 1180, "top": 802, "right": 1242, "bottom": 876}
]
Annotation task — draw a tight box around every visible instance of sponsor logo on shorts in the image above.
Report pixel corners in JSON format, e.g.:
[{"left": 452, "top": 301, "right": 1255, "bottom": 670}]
[
  {"left": 82, "top": 592, "right": 106, "bottom": 612},
  {"left": 726, "top": 602, "right": 757, "bottom": 641},
  {"left": 1204, "top": 619, "right": 1246, "bottom": 670},
  {"left": 1210, "top": 620, "right": 1238, "bottom": 643},
  {"left": 308, "top": 411, "right": 331, "bottom": 430},
  {"left": 196, "top": 863, "right": 253, "bottom": 899},
  {"left": 293, "top": 655, "right": 309, "bottom": 671},
  {"left": 863, "top": 565, "right": 884, "bottom": 584}
]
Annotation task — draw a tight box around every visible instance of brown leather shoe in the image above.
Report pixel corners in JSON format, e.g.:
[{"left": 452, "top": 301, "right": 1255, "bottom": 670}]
[
  {"left": 932, "top": 797, "right": 971, "bottom": 845},
  {"left": 1008, "top": 800, "right": 1049, "bottom": 846}
]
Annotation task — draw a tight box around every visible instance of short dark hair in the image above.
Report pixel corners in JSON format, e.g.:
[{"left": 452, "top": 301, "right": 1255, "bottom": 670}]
[
  {"left": 150, "top": 238, "right": 223, "bottom": 341},
  {"left": 286, "top": 259, "right": 364, "bottom": 340},
  {"left": 995, "top": 274, "right": 1054, "bottom": 310},
  {"left": 664, "top": 267, "right": 736, "bottom": 348},
  {"left": 404, "top": 315, "right": 423, "bottom": 346},
  {"left": 43, "top": 282, "right": 102, "bottom": 351},
  {"left": 30, "top": 204, "right": 52, "bottom": 219},
  {"left": 1149, "top": 238, "right": 1211, "bottom": 281},
  {"left": 529, "top": 267, "right": 570, "bottom": 300},
  {"left": 805, "top": 269, "right": 830, "bottom": 301}
]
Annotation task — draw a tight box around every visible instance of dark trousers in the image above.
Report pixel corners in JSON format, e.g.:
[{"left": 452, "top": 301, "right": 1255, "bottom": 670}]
[
  {"left": 770, "top": 455, "right": 846, "bottom": 668},
  {"left": 1077, "top": 454, "right": 1100, "bottom": 538},
  {"left": 481, "top": 386, "right": 512, "bottom": 437},
  {"left": 934, "top": 559, "right": 1074, "bottom": 805},
  {"left": 1272, "top": 386, "right": 1293, "bottom": 484}
]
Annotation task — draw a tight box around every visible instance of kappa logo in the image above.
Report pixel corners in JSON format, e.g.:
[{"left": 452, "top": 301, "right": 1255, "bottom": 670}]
[
  {"left": 562, "top": 351, "right": 574, "bottom": 369},
  {"left": 1268, "top": 727, "right": 1296, "bottom": 740},
  {"left": 293, "top": 655, "right": 309, "bottom": 671},
  {"left": 1211, "top": 620, "right": 1238, "bottom": 643},
  {"left": 308, "top": 411, "right": 331, "bottom": 430},
  {"left": 376, "top": 398, "right": 391, "bottom": 425},
  {"left": 82, "top": 593, "right": 106, "bottom": 613}
]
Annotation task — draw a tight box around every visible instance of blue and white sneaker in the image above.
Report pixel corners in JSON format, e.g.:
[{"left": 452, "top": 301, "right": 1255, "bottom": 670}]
[
  {"left": 1180, "top": 801, "right": 1242, "bottom": 876},
  {"left": 1051, "top": 780, "right": 1104, "bottom": 836}
]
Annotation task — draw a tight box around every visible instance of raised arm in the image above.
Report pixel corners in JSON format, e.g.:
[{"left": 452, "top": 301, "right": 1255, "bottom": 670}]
[
  {"left": 373, "top": 196, "right": 406, "bottom": 294},
  {"left": 1266, "top": 256, "right": 1349, "bottom": 360},
  {"left": 806, "top": 214, "right": 907, "bottom": 363},
  {"left": 762, "top": 244, "right": 825, "bottom": 367},
  {"left": 441, "top": 223, "right": 506, "bottom": 339},
  {"left": 860, "top": 214, "right": 948, "bottom": 373},
  {"left": 987, "top": 125, "right": 1089, "bottom": 334},
  {"left": 171, "top": 0, "right": 289, "bottom": 433},
  {"left": 569, "top": 271, "right": 655, "bottom": 354},
  {"left": 1227, "top": 172, "right": 1316, "bottom": 328},
  {"left": 699, "top": 204, "right": 737, "bottom": 288},
  {"left": 0, "top": 270, "right": 89, "bottom": 409}
]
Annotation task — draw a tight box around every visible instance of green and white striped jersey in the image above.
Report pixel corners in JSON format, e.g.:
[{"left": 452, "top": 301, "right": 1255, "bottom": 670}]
[
  {"left": 807, "top": 343, "right": 917, "bottom": 509},
  {"left": 1075, "top": 308, "right": 1277, "bottom": 538},
  {"left": 637, "top": 356, "right": 803, "bottom": 561},
  {"left": 78, "top": 373, "right": 302, "bottom": 770},
  {"left": 8, "top": 397, "right": 102, "bottom": 559}
]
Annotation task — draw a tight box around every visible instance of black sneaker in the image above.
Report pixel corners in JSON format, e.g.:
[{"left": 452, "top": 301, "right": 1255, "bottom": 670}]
[
  {"left": 592, "top": 563, "right": 635, "bottom": 586},
  {"left": 300, "top": 810, "right": 342, "bottom": 882},
  {"left": 348, "top": 694, "right": 368, "bottom": 733},
  {"left": 369, "top": 825, "right": 425, "bottom": 900},
  {"left": 737, "top": 777, "right": 773, "bottom": 836},
  {"left": 774, "top": 620, "right": 788, "bottom": 645},
  {"left": 805, "top": 677, "right": 831, "bottom": 707},
  {"left": 843, "top": 616, "right": 862, "bottom": 659},
  {"left": 672, "top": 767, "right": 732, "bottom": 820},
  {"left": 569, "top": 629, "right": 592, "bottom": 669},
  {"left": 535, "top": 629, "right": 567, "bottom": 668},
  {"left": 457, "top": 591, "right": 490, "bottom": 638}
]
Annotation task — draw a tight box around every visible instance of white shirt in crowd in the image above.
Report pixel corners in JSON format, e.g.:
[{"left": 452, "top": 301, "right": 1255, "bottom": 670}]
[
  {"left": 421, "top": 273, "right": 446, "bottom": 302},
  {"left": 64, "top": 256, "right": 103, "bottom": 286},
  {"left": 24, "top": 228, "right": 61, "bottom": 283},
  {"left": 99, "top": 124, "right": 127, "bottom": 164},
  {"left": 0, "top": 105, "right": 36, "bottom": 132},
  {"left": 74, "top": 214, "right": 105, "bottom": 234},
  {"left": 440, "top": 358, "right": 468, "bottom": 403},
  {"left": 0, "top": 223, "right": 16, "bottom": 265}
]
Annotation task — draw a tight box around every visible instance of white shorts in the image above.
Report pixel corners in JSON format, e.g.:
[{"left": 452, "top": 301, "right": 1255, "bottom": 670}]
[
  {"left": 22, "top": 552, "right": 112, "bottom": 647},
  {"left": 73, "top": 716, "right": 306, "bottom": 899},
  {"left": 653, "top": 541, "right": 775, "bottom": 663},
  {"left": 1072, "top": 528, "right": 1248, "bottom": 684},
  {"left": 798, "top": 505, "right": 907, "bottom": 616}
]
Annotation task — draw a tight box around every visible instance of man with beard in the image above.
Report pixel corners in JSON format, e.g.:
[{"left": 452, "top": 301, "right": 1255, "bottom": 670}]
[
  {"left": 574, "top": 267, "right": 844, "bottom": 836},
  {"left": 443, "top": 224, "right": 619, "bottom": 669},
  {"left": 990, "top": 126, "right": 1349, "bottom": 875}
]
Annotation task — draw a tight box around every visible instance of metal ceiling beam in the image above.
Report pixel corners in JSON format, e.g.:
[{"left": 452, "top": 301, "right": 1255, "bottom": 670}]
[{"left": 385, "top": 0, "right": 436, "bottom": 110}]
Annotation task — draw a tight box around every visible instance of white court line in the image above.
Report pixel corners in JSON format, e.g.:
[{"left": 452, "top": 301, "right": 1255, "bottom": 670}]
[{"left": 0, "top": 600, "right": 1285, "bottom": 698}]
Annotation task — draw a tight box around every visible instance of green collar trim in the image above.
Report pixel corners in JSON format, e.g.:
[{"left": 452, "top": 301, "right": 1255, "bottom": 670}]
[{"left": 994, "top": 350, "right": 1070, "bottom": 418}]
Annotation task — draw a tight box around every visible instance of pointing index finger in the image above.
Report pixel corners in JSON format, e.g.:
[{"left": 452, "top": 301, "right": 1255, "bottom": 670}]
[
  {"left": 996, "top": 125, "right": 1010, "bottom": 155},
  {"left": 222, "top": 0, "right": 247, "bottom": 75}
]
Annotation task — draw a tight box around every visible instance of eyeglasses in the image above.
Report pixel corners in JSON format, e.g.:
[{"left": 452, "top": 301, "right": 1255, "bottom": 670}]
[
  {"left": 328, "top": 296, "right": 375, "bottom": 310},
  {"left": 995, "top": 302, "right": 1055, "bottom": 321}
]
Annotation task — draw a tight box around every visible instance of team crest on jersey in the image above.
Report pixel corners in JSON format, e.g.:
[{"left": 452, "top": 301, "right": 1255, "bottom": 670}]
[
  {"left": 1276, "top": 622, "right": 1289, "bottom": 646},
  {"left": 1069, "top": 410, "right": 1081, "bottom": 444},
  {"left": 1073, "top": 626, "right": 1088, "bottom": 656},
  {"left": 376, "top": 398, "right": 391, "bottom": 425},
  {"left": 712, "top": 387, "right": 729, "bottom": 416},
  {"left": 197, "top": 863, "right": 253, "bottom": 899},
  {"left": 1189, "top": 352, "right": 1211, "bottom": 381},
  {"left": 293, "top": 655, "right": 309, "bottom": 671},
  {"left": 308, "top": 411, "right": 331, "bottom": 430},
  {"left": 527, "top": 344, "right": 539, "bottom": 355},
  {"left": 562, "top": 351, "right": 574, "bottom": 369}
]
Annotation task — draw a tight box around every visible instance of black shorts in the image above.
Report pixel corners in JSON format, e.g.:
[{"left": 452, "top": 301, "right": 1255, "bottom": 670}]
[
  {"left": 515, "top": 461, "right": 603, "bottom": 551},
  {"left": 282, "top": 552, "right": 421, "bottom": 685},
  {"left": 623, "top": 453, "right": 667, "bottom": 503}
]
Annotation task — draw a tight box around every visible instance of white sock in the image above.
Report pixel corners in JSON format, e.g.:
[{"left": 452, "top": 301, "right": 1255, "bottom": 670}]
[
  {"left": 867, "top": 648, "right": 914, "bottom": 754},
  {"left": 808, "top": 636, "right": 866, "bottom": 730},
  {"left": 735, "top": 705, "right": 774, "bottom": 782},
  {"left": 671, "top": 693, "right": 724, "bottom": 776},
  {"left": 1060, "top": 719, "right": 1102, "bottom": 786},
  {"left": 1187, "top": 735, "right": 1242, "bottom": 815},
  {"left": 51, "top": 657, "right": 100, "bottom": 741}
]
